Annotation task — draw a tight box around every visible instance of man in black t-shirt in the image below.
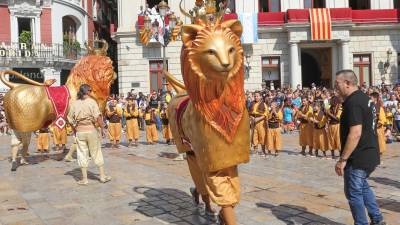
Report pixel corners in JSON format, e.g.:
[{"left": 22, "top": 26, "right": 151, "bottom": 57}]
[{"left": 335, "top": 70, "right": 385, "bottom": 225}]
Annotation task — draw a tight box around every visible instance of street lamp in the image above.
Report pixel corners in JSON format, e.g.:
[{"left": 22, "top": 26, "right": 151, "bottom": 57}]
[
  {"left": 244, "top": 54, "right": 251, "bottom": 79},
  {"left": 383, "top": 48, "right": 392, "bottom": 85}
]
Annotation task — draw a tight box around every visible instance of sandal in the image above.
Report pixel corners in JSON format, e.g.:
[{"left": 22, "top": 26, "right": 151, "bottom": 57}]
[
  {"left": 100, "top": 176, "right": 112, "bottom": 183},
  {"left": 77, "top": 180, "right": 89, "bottom": 185}
]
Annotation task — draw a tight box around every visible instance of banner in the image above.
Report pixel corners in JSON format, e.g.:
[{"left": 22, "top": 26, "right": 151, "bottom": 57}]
[
  {"left": 309, "top": 8, "right": 332, "bottom": 40},
  {"left": 238, "top": 13, "right": 258, "bottom": 44}
]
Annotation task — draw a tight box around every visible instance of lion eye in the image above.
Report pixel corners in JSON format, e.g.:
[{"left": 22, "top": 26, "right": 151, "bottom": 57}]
[
  {"left": 207, "top": 49, "right": 215, "bottom": 55},
  {"left": 229, "top": 47, "right": 235, "bottom": 54}
]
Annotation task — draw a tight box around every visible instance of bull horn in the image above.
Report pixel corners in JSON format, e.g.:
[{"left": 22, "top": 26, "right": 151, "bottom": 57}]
[
  {"left": 101, "top": 40, "right": 108, "bottom": 53},
  {"left": 180, "top": 0, "right": 194, "bottom": 21}
]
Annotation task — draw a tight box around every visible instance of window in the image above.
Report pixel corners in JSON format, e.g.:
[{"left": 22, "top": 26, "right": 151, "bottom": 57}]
[
  {"left": 353, "top": 54, "right": 372, "bottom": 87},
  {"left": 146, "top": 0, "right": 168, "bottom": 9},
  {"left": 262, "top": 56, "right": 281, "bottom": 89},
  {"left": 304, "top": 0, "right": 325, "bottom": 8},
  {"left": 149, "top": 60, "right": 168, "bottom": 93},
  {"left": 349, "top": 0, "right": 370, "bottom": 10},
  {"left": 18, "top": 18, "right": 32, "bottom": 44},
  {"left": 395, "top": 0, "right": 400, "bottom": 9},
  {"left": 259, "top": 0, "right": 280, "bottom": 13}
]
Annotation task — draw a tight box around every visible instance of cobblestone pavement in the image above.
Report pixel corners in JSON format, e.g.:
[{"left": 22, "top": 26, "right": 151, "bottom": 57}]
[{"left": 0, "top": 131, "right": 399, "bottom": 225}]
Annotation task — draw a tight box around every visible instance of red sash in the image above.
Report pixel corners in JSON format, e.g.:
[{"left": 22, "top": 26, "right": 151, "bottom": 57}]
[{"left": 45, "top": 86, "right": 70, "bottom": 129}]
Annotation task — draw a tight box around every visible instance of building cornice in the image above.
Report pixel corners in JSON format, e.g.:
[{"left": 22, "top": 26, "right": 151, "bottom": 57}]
[{"left": 54, "top": 0, "right": 87, "bottom": 16}]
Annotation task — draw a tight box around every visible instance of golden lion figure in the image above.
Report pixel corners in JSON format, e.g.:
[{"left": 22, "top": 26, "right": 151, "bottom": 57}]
[
  {"left": 164, "top": 1, "right": 250, "bottom": 223},
  {"left": 0, "top": 50, "right": 115, "bottom": 171}
]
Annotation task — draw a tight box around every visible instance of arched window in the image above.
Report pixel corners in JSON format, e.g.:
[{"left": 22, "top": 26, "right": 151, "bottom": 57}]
[{"left": 62, "top": 16, "right": 77, "bottom": 41}]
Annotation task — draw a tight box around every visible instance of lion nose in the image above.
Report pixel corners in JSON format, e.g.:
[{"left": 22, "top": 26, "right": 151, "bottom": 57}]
[{"left": 222, "top": 63, "right": 230, "bottom": 68}]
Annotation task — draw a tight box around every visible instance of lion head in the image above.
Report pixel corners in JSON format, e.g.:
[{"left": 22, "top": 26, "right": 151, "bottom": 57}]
[
  {"left": 66, "top": 55, "right": 115, "bottom": 112},
  {"left": 181, "top": 19, "right": 245, "bottom": 143}
]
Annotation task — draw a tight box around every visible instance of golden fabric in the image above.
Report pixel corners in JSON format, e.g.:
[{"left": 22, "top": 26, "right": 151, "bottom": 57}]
[
  {"left": 327, "top": 124, "right": 341, "bottom": 150},
  {"left": 251, "top": 102, "right": 268, "bottom": 117},
  {"left": 299, "top": 123, "right": 313, "bottom": 147},
  {"left": 108, "top": 123, "right": 122, "bottom": 142},
  {"left": 37, "top": 133, "right": 49, "bottom": 150},
  {"left": 266, "top": 128, "right": 282, "bottom": 151},
  {"left": 187, "top": 153, "right": 208, "bottom": 196},
  {"left": 124, "top": 104, "right": 139, "bottom": 118},
  {"left": 162, "top": 125, "right": 172, "bottom": 140},
  {"left": 377, "top": 127, "right": 386, "bottom": 154},
  {"left": 313, "top": 128, "right": 329, "bottom": 151},
  {"left": 126, "top": 119, "right": 139, "bottom": 140},
  {"left": 146, "top": 124, "right": 158, "bottom": 143},
  {"left": 252, "top": 121, "right": 266, "bottom": 147},
  {"left": 204, "top": 166, "right": 240, "bottom": 207},
  {"left": 53, "top": 127, "right": 67, "bottom": 145}
]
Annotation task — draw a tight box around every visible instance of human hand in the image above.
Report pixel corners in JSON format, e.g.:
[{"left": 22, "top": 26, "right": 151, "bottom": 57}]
[{"left": 335, "top": 160, "right": 346, "bottom": 176}]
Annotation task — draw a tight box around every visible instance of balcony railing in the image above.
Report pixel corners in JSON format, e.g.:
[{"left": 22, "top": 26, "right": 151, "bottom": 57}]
[
  {"left": 137, "top": 9, "right": 400, "bottom": 29},
  {"left": 0, "top": 42, "right": 87, "bottom": 61}
]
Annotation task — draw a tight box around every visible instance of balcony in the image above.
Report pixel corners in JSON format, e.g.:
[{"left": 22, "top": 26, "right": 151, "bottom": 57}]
[
  {"left": 287, "top": 8, "right": 400, "bottom": 24},
  {"left": 137, "top": 9, "right": 400, "bottom": 31},
  {"left": 0, "top": 42, "right": 87, "bottom": 68}
]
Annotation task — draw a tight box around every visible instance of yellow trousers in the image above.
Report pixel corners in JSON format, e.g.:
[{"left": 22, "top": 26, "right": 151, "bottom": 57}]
[
  {"left": 187, "top": 152, "right": 240, "bottom": 206},
  {"left": 37, "top": 133, "right": 49, "bottom": 150},
  {"left": 108, "top": 122, "right": 122, "bottom": 143},
  {"left": 299, "top": 123, "right": 313, "bottom": 147},
  {"left": 265, "top": 128, "right": 282, "bottom": 151},
  {"left": 252, "top": 121, "right": 265, "bottom": 147},
  {"left": 327, "top": 124, "right": 341, "bottom": 150},
  {"left": 53, "top": 127, "right": 67, "bottom": 145},
  {"left": 313, "top": 128, "right": 329, "bottom": 151},
  {"left": 377, "top": 127, "right": 386, "bottom": 154},
  {"left": 187, "top": 153, "right": 208, "bottom": 196},
  {"left": 146, "top": 124, "right": 158, "bottom": 143},
  {"left": 162, "top": 124, "right": 172, "bottom": 140},
  {"left": 126, "top": 119, "right": 139, "bottom": 141}
]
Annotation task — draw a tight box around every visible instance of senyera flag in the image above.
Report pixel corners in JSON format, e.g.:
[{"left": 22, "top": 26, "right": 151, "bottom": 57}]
[{"left": 310, "top": 8, "right": 332, "bottom": 41}]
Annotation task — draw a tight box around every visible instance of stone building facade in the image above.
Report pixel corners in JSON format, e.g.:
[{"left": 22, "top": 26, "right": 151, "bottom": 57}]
[
  {"left": 0, "top": 0, "right": 118, "bottom": 93},
  {"left": 113, "top": 0, "right": 400, "bottom": 95}
]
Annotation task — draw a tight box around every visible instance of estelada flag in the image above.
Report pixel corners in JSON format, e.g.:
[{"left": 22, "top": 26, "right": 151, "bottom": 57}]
[{"left": 309, "top": 8, "right": 331, "bottom": 40}]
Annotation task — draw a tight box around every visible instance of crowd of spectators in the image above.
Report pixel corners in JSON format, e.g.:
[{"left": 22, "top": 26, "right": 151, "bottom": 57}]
[
  {"left": 245, "top": 82, "right": 400, "bottom": 142},
  {"left": 0, "top": 94, "right": 10, "bottom": 136}
]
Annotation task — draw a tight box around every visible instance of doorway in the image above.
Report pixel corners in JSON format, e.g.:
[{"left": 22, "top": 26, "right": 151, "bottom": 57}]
[{"left": 301, "top": 48, "right": 332, "bottom": 88}]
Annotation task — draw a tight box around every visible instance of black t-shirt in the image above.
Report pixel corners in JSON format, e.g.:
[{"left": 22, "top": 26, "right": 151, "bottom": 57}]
[
  {"left": 149, "top": 97, "right": 159, "bottom": 109},
  {"left": 340, "top": 90, "right": 380, "bottom": 173}
]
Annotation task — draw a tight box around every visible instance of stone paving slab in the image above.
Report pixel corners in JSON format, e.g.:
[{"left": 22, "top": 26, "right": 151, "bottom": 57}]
[{"left": 0, "top": 131, "right": 399, "bottom": 225}]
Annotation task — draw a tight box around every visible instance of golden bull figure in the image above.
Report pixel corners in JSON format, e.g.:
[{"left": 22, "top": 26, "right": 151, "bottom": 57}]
[{"left": 0, "top": 40, "right": 116, "bottom": 171}]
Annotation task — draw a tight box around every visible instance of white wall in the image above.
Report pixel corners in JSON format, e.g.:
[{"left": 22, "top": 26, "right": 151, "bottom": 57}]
[
  {"left": 326, "top": 0, "right": 348, "bottom": 8},
  {"left": 52, "top": 0, "right": 87, "bottom": 45},
  {"left": 236, "top": 0, "right": 258, "bottom": 13},
  {"left": 371, "top": 0, "right": 394, "bottom": 9},
  {"left": 117, "top": 0, "right": 143, "bottom": 32},
  {"left": 281, "top": 0, "right": 303, "bottom": 11}
]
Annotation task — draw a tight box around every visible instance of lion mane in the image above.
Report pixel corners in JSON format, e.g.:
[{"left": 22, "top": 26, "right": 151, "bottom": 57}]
[
  {"left": 182, "top": 24, "right": 245, "bottom": 143},
  {"left": 66, "top": 55, "right": 114, "bottom": 106}
]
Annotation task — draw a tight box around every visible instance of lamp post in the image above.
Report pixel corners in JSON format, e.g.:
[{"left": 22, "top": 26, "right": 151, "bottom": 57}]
[
  {"left": 244, "top": 54, "right": 251, "bottom": 79},
  {"left": 383, "top": 48, "right": 392, "bottom": 85},
  {"left": 158, "top": 1, "right": 176, "bottom": 72}
]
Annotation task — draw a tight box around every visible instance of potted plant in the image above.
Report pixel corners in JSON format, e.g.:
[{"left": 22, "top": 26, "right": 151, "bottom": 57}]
[
  {"left": 19, "top": 31, "right": 32, "bottom": 56},
  {"left": 63, "top": 34, "right": 81, "bottom": 59}
]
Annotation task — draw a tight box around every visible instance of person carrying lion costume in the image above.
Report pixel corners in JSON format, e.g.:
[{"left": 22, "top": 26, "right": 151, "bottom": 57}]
[{"left": 163, "top": 1, "right": 250, "bottom": 224}]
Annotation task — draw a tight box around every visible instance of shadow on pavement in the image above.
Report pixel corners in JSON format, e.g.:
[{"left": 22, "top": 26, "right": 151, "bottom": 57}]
[
  {"left": 256, "top": 202, "right": 345, "bottom": 225},
  {"left": 129, "top": 186, "right": 217, "bottom": 225},
  {"left": 158, "top": 152, "right": 179, "bottom": 159},
  {"left": 64, "top": 168, "right": 100, "bottom": 181},
  {"left": 370, "top": 177, "right": 400, "bottom": 189},
  {"left": 377, "top": 198, "right": 400, "bottom": 213}
]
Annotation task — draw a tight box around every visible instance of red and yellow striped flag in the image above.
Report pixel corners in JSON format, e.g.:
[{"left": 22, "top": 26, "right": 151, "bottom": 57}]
[{"left": 310, "top": 8, "right": 332, "bottom": 40}]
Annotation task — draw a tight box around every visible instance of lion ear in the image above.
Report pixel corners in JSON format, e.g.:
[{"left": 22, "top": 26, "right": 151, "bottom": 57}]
[
  {"left": 221, "top": 19, "right": 243, "bottom": 38},
  {"left": 182, "top": 24, "right": 203, "bottom": 47}
]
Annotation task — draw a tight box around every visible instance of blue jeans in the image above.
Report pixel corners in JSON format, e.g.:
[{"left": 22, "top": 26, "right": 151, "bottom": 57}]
[
  {"left": 155, "top": 115, "right": 162, "bottom": 132},
  {"left": 344, "top": 166, "right": 383, "bottom": 225}
]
